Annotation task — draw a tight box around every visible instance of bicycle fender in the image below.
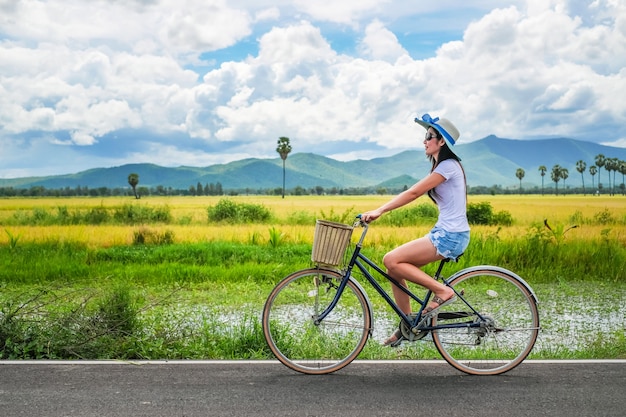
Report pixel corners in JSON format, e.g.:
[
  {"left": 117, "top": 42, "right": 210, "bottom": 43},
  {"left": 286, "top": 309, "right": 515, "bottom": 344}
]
[{"left": 446, "top": 265, "right": 539, "bottom": 304}]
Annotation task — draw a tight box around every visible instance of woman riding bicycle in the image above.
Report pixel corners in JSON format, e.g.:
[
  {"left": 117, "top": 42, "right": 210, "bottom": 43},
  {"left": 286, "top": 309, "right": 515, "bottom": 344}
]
[{"left": 361, "top": 114, "right": 470, "bottom": 346}]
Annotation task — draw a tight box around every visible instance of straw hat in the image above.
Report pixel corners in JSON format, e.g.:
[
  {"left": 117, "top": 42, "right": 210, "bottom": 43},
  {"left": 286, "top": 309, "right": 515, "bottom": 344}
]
[{"left": 414, "top": 113, "right": 460, "bottom": 148}]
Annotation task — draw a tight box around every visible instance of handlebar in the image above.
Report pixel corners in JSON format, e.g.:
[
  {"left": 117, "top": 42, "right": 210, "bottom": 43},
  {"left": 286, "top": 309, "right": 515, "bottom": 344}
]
[
  {"left": 354, "top": 214, "right": 368, "bottom": 227},
  {"left": 353, "top": 215, "right": 369, "bottom": 246}
]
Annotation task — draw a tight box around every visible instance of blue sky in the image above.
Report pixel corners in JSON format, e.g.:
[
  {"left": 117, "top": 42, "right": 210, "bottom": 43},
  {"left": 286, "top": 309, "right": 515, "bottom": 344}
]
[{"left": 1, "top": 0, "right": 625, "bottom": 178}]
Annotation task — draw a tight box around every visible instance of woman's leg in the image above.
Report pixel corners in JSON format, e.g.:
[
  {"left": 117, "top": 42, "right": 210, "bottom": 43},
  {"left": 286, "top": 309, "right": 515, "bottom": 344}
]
[{"left": 383, "top": 236, "right": 455, "bottom": 314}]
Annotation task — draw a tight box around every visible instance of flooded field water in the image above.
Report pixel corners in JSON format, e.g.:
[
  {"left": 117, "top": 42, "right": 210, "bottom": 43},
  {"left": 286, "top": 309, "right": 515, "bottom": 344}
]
[{"left": 158, "top": 282, "right": 625, "bottom": 357}]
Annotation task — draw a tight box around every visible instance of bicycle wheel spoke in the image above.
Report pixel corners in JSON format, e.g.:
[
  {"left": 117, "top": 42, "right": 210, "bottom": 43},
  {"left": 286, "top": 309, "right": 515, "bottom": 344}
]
[
  {"left": 262, "top": 269, "right": 371, "bottom": 374},
  {"left": 432, "top": 268, "right": 539, "bottom": 375}
]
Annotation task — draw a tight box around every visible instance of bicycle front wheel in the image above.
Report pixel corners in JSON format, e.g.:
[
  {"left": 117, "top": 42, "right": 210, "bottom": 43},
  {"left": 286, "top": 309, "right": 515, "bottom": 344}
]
[
  {"left": 432, "top": 267, "right": 539, "bottom": 375},
  {"left": 262, "top": 268, "right": 371, "bottom": 374}
]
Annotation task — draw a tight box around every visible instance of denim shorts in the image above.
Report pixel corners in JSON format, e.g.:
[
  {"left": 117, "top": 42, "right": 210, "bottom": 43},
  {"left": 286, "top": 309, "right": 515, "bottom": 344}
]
[{"left": 427, "top": 227, "right": 470, "bottom": 260}]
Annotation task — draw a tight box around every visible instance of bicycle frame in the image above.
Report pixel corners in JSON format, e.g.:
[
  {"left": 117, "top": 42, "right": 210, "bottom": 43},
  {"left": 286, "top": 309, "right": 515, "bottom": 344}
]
[
  {"left": 315, "top": 220, "right": 484, "bottom": 334},
  {"left": 264, "top": 217, "right": 541, "bottom": 376}
]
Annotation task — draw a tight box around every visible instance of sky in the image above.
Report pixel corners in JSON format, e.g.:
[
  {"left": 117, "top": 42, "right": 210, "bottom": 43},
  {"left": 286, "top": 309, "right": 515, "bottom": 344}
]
[{"left": 1, "top": 0, "right": 625, "bottom": 178}]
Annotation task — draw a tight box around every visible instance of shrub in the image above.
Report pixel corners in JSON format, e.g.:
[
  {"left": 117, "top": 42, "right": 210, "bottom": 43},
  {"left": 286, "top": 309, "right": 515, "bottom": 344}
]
[
  {"left": 55, "top": 206, "right": 72, "bottom": 224},
  {"left": 594, "top": 208, "right": 615, "bottom": 225},
  {"left": 32, "top": 208, "right": 55, "bottom": 225},
  {"left": 378, "top": 203, "right": 438, "bottom": 226},
  {"left": 318, "top": 207, "right": 356, "bottom": 224},
  {"left": 492, "top": 210, "right": 514, "bottom": 226},
  {"left": 94, "top": 285, "right": 139, "bottom": 337},
  {"left": 84, "top": 206, "right": 111, "bottom": 224},
  {"left": 467, "top": 201, "right": 513, "bottom": 226},
  {"left": 208, "top": 199, "right": 238, "bottom": 222},
  {"left": 114, "top": 204, "right": 172, "bottom": 224},
  {"left": 151, "top": 205, "right": 173, "bottom": 223},
  {"left": 133, "top": 227, "right": 175, "bottom": 245},
  {"left": 4, "top": 229, "right": 20, "bottom": 250},
  {"left": 268, "top": 227, "right": 284, "bottom": 247},
  {"left": 286, "top": 210, "right": 316, "bottom": 225},
  {"left": 0, "top": 286, "right": 141, "bottom": 359},
  {"left": 238, "top": 202, "right": 272, "bottom": 222},
  {"left": 467, "top": 201, "right": 493, "bottom": 225},
  {"left": 207, "top": 199, "right": 272, "bottom": 223}
]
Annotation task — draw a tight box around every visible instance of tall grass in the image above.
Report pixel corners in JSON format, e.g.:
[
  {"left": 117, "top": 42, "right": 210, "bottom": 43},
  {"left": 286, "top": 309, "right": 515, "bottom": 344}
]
[
  {"left": 0, "top": 195, "right": 624, "bottom": 359},
  {"left": 0, "top": 285, "right": 142, "bottom": 359},
  {"left": 4, "top": 203, "right": 173, "bottom": 226},
  {"left": 2, "top": 231, "right": 622, "bottom": 287}
]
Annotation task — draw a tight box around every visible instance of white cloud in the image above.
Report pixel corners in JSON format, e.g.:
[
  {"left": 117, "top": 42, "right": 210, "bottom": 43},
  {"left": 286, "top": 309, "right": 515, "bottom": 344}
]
[
  {"left": 161, "top": 0, "right": 252, "bottom": 53},
  {"left": 124, "top": 143, "right": 253, "bottom": 168},
  {"left": 0, "top": 0, "right": 253, "bottom": 56},
  {"left": 256, "top": 21, "right": 336, "bottom": 65},
  {"left": 69, "top": 131, "right": 97, "bottom": 146},
  {"left": 359, "top": 20, "right": 408, "bottom": 62},
  {"left": 420, "top": 0, "right": 626, "bottom": 142},
  {"left": 294, "top": 0, "right": 392, "bottom": 26},
  {"left": 1, "top": 0, "right": 626, "bottom": 178},
  {"left": 254, "top": 7, "right": 280, "bottom": 22}
]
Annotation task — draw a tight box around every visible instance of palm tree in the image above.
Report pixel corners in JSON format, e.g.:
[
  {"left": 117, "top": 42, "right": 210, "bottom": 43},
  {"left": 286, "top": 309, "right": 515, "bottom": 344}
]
[
  {"left": 589, "top": 165, "right": 597, "bottom": 192},
  {"left": 575, "top": 160, "right": 586, "bottom": 195},
  {"left": 551, "top": 165, "right": 562, "bottom": 195},
  {"left": 515, "top": 168, "right": 525, "bottom": 193},
  {"left": 561, "top": 167, "right": 569, "bottom": 191},
  {"left": 595, "top": 154, "right": 606, "bottom": 193},
  {"left": 609, "top": 157, "right": 619, "bottom": 196},
  {"left": 604, "top": 158, "right": 613, "bottom": 195},
  {"left": 619, "top": 160, "right": 626, "bottom": 195},
  {"left": 128, "top": 173, "right": 140, "bottom": 199},
  {"left": 538, "top": 165, "right": 547, "bottom": 195},
  {"left": 276, "top": 137, "right": 292, "bottom": 199}
]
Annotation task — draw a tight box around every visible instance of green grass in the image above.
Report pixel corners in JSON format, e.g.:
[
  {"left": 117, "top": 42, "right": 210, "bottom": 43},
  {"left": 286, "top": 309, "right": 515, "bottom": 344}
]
[{"left": 0, "top": 233, "right": 624, "bottom": 360}]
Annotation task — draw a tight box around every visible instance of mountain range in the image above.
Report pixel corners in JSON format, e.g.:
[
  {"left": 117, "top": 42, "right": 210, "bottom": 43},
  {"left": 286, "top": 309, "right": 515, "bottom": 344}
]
[{"left": 3, "top": 136, "right": 626, "bottom": 191}]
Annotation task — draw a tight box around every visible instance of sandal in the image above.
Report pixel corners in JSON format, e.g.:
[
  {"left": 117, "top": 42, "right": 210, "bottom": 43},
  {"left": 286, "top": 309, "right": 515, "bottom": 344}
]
[
  {"left": 383, "top": 328, "right": 403, "bottom": 347},
  {"left": 423, "top": 294, "right": 457, "bottom": 317}
]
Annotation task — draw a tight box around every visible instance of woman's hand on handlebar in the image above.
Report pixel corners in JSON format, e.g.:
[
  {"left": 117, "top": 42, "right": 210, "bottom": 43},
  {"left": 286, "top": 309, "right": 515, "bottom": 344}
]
[{"left": 360, "top": 209, "right": 382, "bottom": 224}]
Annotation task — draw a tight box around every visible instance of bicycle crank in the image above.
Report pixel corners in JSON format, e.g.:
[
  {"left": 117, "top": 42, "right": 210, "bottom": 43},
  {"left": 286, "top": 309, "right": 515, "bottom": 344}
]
[{"left": 400, "top": 313, "right": 430, "bottom": 341}]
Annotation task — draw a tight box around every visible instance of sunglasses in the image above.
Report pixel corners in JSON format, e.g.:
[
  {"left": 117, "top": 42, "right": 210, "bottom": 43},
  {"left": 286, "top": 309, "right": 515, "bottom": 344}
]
[{"left": 425, "top": 132, "right": 439, "bottom": 141}]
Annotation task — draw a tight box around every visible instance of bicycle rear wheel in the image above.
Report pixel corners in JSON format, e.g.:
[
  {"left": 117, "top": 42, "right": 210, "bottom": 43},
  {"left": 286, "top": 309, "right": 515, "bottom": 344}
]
[
  {"left": 432, "top": 267, "right": 539, "bottom": 375},
  {"left": 262, "top": 268, "right": 371, "bottom": 375}
]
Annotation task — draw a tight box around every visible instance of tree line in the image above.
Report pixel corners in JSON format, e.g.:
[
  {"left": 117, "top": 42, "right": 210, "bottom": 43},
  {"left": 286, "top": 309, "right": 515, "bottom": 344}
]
[
  {"left": 2, "top": 141, "right": 624, "bottom": 197},
  {"left": 0, "top": 183, "right": 402, "bottom": 198},
  {"left": 4, "top": 180, "right": 621, "bottom": 198},
  {"left": 515, "top": 154, "right": 626, "bottom": 195}
]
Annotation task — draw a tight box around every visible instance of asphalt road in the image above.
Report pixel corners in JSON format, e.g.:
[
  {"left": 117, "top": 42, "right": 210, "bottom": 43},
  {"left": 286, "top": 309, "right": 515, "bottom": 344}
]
[{"left": 1, "top": 360, "right": 624, "bottom": 417}]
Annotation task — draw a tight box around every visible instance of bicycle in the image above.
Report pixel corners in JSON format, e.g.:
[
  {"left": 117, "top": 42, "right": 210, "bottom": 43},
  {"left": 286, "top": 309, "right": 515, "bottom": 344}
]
[{"left": 262, "top": 217, "right": 540, "bottom": 375}]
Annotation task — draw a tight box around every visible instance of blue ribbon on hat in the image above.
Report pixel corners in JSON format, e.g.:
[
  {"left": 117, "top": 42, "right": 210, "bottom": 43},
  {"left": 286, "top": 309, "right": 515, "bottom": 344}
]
[
  {"left": 420, "top": 113, "right": 439, "bottom": 124},
  {"left": 415, "top": 113, "right": 456, "bottom": 146}
]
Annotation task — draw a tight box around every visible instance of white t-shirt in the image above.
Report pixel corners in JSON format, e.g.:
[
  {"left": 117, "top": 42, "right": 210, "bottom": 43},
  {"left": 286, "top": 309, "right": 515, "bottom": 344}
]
[{"left": 431, "top": 159, "right": 470, "bottom": 232}]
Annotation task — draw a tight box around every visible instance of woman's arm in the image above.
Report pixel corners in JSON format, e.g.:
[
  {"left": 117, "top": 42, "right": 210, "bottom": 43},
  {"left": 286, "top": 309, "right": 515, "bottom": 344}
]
[{"left": 361, "top": 172, "right": 445, "bottom": 222}]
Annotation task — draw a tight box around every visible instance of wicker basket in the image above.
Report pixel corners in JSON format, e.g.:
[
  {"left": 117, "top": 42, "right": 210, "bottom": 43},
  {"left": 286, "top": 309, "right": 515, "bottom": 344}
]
[{"left": 311, "top": 220, "right": 354, "bottom": 266}]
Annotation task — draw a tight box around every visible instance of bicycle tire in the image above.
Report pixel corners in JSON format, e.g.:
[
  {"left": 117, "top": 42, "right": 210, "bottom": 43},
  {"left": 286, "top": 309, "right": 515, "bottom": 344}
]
[
  {"left": 432, "top": 266, "right": 539, "bottom": 375},
  {"left": 262, "top": 268, "right": 372, "bottom": 375}
]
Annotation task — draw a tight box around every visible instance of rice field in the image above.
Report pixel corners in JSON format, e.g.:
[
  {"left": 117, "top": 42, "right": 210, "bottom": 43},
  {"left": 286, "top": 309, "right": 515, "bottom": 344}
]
[
  {"left": 0, "top": 194, "right": 624, "bottom": 247},
  {"left": 0, "top": 194, "right": 624, "bottom": 360}
]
